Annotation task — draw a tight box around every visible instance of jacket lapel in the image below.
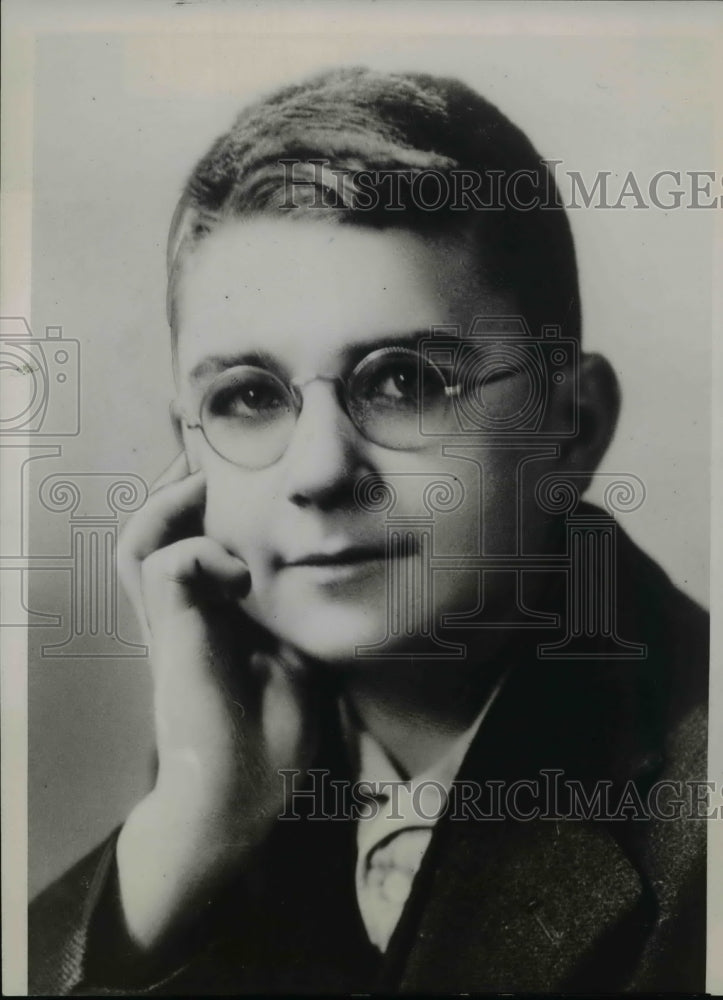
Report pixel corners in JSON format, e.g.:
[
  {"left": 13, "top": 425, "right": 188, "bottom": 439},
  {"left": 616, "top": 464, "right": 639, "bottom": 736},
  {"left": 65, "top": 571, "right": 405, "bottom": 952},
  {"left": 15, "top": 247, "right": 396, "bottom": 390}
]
[
  {"left": 375, "top": 619, "right": 665, "bottom": 993},
  {"left": 385, "top": 810, "right": 649, "bottom": 992}
]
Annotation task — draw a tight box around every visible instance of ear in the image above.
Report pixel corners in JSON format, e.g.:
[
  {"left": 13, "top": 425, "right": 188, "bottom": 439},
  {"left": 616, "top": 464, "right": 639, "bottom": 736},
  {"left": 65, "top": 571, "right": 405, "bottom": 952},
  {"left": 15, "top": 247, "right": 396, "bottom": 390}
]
[
  {"left": 169, "top": 399, "right": 203, "bottom": 473},
  {"left": 555, "top": 352, "right": 620, "bottom": 487}
]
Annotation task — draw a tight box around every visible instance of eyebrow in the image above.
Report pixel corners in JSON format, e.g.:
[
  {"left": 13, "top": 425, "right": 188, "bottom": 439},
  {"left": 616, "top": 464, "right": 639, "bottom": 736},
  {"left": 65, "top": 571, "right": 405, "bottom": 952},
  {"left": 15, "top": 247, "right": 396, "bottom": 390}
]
[
  {"left": 343, "top": 331, "right": 446, "bottom": 368},
  {"left": 187, "top": 330, "right": 445, "bottom": 385},
  {"left": 188, "top": 351, "right": 287, "bottom": 385}
]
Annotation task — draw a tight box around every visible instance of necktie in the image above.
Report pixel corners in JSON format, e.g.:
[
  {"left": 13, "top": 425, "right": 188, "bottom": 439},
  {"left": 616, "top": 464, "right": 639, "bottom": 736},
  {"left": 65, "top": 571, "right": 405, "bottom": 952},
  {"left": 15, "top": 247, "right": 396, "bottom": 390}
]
[{"left": 358, "top": 827, "right": 433, "bottom": 952}]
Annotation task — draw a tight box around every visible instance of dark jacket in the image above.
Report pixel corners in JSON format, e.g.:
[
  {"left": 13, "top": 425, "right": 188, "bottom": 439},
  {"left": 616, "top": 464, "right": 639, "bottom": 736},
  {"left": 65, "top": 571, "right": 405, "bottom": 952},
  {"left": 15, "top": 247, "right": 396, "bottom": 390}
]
[{"left": 29, "top": 513, "right": 709, "bottom": 994}]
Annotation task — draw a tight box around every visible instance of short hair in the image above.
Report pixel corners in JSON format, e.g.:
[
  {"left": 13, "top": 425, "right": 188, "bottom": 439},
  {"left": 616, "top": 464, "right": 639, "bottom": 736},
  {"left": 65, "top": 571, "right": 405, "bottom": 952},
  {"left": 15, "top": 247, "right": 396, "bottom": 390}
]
[{"left": 167, "top": 66, "right": 580, "bottom": 341}]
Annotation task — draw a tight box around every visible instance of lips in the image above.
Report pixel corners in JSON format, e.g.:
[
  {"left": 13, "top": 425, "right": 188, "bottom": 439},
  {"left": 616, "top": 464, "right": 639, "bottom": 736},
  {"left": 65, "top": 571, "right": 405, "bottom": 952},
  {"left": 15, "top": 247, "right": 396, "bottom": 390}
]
[
  {"left": 281, "top": 545, "right": 388, "bottom": 568},
  {"left": 275, "top": 532, "right": 421, "bottom": 570}
]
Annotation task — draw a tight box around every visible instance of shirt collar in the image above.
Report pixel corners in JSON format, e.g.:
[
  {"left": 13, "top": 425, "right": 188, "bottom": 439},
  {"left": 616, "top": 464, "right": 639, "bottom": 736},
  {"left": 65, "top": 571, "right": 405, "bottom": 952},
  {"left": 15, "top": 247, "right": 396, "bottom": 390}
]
[{"left": 342, "top": 668, "right": 510, "bottom": 865}]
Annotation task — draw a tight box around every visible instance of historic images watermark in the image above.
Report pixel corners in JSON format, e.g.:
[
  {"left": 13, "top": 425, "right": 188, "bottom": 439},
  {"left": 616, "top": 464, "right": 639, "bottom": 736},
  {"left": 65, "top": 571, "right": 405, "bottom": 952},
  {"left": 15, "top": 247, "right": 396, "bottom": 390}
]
[
  {"left": 279, "top": 158, "right": 723, "bottom": 212},
  {"left": 278, "top": 769, "right": 719, "bottom": 823}
]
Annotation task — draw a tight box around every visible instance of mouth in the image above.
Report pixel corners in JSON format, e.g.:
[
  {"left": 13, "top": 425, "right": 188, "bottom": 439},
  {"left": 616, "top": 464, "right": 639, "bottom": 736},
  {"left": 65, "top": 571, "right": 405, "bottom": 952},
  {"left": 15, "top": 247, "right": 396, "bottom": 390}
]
[
  {"left": 282, "top": 545, "right": 388, "bottom": 569},
  {"left": 277, "top": 542, "right": 416, "bottom": 587}
]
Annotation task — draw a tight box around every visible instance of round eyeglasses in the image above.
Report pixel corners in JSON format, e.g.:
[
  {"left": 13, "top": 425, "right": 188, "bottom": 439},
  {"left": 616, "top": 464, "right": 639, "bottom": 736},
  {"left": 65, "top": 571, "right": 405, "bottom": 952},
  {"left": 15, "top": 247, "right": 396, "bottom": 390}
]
[{"left": 182, "top": 346, "right": 462, "bottom": 469}]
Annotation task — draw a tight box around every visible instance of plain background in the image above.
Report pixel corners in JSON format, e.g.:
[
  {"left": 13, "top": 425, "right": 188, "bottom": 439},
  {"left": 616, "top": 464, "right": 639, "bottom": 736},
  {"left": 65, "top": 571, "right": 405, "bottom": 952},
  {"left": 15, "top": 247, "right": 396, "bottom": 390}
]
[{"left": 24, "top": 9, "right": 715, "bottom": 898}]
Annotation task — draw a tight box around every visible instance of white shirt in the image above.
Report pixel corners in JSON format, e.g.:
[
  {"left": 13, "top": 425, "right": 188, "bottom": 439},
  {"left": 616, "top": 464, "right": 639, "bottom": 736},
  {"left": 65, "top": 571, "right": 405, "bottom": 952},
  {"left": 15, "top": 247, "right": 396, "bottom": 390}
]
[{"left": 347, "top": 672, "right": 508, "bottom": 952}]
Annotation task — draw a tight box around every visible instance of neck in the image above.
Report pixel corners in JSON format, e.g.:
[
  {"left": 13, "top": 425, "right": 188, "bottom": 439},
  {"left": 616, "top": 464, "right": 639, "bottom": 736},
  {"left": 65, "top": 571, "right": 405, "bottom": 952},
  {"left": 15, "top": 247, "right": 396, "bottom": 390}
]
[
  {"left": 335, "top": 558, "right": 562, "bottom": 777},
  {"left": 340, "top": 634, "right": 509, "bottom": 779}
]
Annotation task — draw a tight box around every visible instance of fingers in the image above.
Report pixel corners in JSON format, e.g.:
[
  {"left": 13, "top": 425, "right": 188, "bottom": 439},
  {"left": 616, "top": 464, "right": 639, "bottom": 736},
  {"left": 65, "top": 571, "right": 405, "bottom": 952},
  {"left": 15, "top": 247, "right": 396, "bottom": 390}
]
[
  {"left": 119, "top": 464, "right": 206, "bottom": 598},
  {"left": 141, "top": 536, "right": 250, "bottom": 620},
  {"left": 119, "top": 454, "right": 209, "bottom": 632},
  {"left": 125, "top": 471, "right": 205, "bottom": 564}
]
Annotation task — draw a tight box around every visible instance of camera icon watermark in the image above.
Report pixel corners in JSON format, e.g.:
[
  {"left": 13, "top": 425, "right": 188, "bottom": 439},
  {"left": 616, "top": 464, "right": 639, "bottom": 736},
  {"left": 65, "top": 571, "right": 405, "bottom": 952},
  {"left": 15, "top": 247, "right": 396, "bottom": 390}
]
[
  {"left": 0, "top": 317, "right": 80, "bottom": 436},
  {"left": 419, "top": 316, "right": 578, "bottom": 438}
]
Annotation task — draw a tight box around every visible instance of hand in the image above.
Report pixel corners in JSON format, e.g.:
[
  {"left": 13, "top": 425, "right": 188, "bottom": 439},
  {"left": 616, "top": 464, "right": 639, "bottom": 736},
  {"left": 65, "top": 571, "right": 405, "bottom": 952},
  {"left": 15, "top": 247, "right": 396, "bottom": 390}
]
[{"left": 115, "top": 454, "right": 319, "bottom": 950}]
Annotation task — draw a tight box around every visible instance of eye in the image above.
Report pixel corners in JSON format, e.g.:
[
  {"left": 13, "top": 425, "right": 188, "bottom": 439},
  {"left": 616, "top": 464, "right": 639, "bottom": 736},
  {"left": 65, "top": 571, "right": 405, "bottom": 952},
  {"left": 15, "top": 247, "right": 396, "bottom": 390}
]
[
  {"left": 368, "top": 358, "right": 420, "bottom": 405},
  {"left": 206, "top": 369, "right": 290, "bottom": 422},
  {"left": 355, "top": 352, "right": 446, "bottom": 412}
]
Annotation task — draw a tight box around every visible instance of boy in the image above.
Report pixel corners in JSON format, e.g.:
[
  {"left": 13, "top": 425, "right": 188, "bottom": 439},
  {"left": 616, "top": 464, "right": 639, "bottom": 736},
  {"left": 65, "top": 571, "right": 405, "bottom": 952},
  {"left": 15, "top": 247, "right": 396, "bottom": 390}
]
[{"left": 30, "top": 66, "right": 708, "bottom": 993}]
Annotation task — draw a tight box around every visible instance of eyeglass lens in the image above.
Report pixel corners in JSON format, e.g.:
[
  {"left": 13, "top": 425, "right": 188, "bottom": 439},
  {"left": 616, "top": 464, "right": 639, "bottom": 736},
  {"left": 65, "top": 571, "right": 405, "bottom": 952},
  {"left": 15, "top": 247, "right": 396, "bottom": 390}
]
[{"left": 199, "top": 349, "right": 453, "bottom": 467}]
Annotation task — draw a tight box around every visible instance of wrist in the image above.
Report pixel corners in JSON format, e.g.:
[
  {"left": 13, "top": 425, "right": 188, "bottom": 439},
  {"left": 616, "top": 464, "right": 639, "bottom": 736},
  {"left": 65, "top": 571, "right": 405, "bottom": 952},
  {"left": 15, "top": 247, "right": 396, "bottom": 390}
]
[{"left": 116, "top": 789, "right": 252, "bottom": 951}]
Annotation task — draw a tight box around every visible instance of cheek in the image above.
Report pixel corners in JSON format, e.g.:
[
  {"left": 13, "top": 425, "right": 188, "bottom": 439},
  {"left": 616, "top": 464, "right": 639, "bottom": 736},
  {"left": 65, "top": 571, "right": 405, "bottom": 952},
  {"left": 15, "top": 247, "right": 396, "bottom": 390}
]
[
  {"left": 391, "top": 448, "right": 549, "bottom": 559},
  {"left": 201, "top": 459, "right": 273, "bottom": 562}
]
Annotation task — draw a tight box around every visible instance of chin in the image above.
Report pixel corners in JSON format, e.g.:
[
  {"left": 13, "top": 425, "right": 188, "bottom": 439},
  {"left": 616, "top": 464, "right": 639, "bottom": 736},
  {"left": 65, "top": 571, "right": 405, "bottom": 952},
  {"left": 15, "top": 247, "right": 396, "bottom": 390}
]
[
  {"left": 242, "top": 592, "right": 395, "bottom": 665},
  {"left": 282, "top": 605, "right": 392, "bottom": 664}
]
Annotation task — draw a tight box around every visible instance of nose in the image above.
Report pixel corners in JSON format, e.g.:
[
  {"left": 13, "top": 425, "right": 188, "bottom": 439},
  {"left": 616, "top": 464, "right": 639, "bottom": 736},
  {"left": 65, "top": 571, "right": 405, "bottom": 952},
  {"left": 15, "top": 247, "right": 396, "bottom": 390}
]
[{"left": 281, "top": 380, "right": 371, "bottom": 510}]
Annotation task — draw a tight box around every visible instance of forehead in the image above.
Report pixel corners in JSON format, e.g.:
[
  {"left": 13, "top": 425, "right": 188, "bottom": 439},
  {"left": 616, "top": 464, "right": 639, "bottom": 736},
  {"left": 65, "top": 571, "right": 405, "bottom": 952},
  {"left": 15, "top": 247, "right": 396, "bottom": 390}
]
[{"left": 174, "top": 216, "right": 515, "bottom": 384}]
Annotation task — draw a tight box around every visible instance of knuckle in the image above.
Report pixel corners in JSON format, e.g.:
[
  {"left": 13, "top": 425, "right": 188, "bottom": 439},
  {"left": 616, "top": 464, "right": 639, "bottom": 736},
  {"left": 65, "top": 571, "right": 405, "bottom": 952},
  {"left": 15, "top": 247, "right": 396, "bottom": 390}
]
[
  {"left": 141, "top": 548, "right": 167, "bottom": 584},
  {"left": 191, "top": 536, "right": 217, "bottom": 560},
  {"left": 142, "top": 538, "right": 200, "bottom": 586}
]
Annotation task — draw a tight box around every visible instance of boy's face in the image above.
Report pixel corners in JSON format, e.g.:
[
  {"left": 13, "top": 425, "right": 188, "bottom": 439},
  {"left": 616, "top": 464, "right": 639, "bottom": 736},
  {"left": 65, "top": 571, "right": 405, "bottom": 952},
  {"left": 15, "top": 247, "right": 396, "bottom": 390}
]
[{"left": 174, "top": 216, "right": 558, "bottom": 663}]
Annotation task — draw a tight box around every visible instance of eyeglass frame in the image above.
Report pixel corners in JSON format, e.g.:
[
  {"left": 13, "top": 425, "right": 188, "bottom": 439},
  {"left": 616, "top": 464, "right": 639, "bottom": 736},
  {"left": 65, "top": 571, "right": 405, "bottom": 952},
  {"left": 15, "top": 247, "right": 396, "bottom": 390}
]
[{"left": 180, "top": 344, "right": 530, "bottom": 470}]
